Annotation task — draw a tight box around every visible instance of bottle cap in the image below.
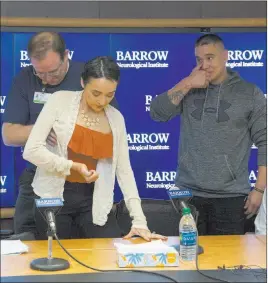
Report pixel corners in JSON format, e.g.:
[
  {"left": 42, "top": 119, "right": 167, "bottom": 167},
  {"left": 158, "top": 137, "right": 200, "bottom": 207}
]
[{"left": 182, "top": 207, "right": 191, "bottom": 215}]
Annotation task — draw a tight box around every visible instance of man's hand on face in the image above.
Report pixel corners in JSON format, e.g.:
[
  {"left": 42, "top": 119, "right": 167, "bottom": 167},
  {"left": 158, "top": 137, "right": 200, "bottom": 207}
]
[{"left": 187, "top": 64, "right": 210, "bottom": 89}]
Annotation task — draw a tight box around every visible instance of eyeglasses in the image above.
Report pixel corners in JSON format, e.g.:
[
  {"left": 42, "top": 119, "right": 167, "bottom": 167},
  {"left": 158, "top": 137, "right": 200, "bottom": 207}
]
[{"left": 33, "top": 60, "right": 64, "bottom": 78}]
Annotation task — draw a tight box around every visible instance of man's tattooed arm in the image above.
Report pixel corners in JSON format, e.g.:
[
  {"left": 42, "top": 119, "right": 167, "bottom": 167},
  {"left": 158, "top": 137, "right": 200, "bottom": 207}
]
[
  {"left": 168, "top": 90, "right": 186, "bottom": 105},
  {"left": 167, "top": 79, "right": 192, "bottom": 106}
]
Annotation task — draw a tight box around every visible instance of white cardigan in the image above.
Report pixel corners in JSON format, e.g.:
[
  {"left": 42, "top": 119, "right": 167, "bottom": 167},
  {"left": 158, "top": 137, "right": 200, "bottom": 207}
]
[{"left": 23, "top": 90, "right": 148, "bottom": 229}]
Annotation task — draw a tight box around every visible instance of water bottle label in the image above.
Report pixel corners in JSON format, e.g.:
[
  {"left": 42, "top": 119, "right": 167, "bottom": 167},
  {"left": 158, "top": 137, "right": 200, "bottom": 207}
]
[{"left": 180, "top": 231, "right": 197, "bottom": 246}]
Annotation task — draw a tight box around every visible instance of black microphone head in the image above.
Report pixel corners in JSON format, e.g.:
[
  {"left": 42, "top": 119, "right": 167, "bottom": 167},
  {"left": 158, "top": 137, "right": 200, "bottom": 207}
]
[{"left": 35, "top": 198, "right": 63, "bottom": 234}]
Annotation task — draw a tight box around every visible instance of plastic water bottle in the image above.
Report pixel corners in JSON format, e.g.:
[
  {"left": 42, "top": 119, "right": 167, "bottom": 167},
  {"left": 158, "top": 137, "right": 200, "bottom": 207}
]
[{"left": 179, "top": 207, "right": 197, "bottom": 261}]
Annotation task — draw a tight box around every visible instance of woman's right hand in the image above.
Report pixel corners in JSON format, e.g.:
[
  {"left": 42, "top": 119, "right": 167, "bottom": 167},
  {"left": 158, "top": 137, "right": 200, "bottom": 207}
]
[{"left": 71, "top": 162, "right": 99, "bottom": 183}]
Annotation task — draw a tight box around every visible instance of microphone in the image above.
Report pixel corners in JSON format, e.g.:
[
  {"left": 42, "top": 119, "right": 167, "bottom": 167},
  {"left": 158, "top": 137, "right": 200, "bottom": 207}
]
[
  {"left": 35, "top": 198, "right": 63, "bottom": 235},
  {"left": 166, "top": 186, "right": 193, "bottom": 212},
  {"left": 45, "top": 210, "right": 57, "bottom": 234},
  {"left": 31, "top": 198, "right": 70, "bottom": 271}
]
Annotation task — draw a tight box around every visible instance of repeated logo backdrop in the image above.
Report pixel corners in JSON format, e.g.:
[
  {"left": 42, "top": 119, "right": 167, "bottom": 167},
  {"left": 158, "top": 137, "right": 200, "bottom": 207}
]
[
  {"left": 0, "top": 31, "right": 266, "bottom": 207},
  {"left": 1, "top": 32, "right": 15, "bottom": 207}
]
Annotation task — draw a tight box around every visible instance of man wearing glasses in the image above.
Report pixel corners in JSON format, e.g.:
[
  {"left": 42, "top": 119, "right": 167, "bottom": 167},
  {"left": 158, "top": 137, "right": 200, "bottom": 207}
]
[{"left": 2, "top": 31, "right": 118, "bottom": 238}]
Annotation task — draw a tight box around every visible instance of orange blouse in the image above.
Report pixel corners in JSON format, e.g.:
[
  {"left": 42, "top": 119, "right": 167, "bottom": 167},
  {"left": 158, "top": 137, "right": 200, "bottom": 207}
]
[{"left": 66, "top": 124, "right": 113, "bottom": 183}]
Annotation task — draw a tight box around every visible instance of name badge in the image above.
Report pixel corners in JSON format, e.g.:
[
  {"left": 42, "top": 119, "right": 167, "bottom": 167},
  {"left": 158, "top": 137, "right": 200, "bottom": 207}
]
[{"left": 33, "top": 92, "right": 51, "bottom": 104}]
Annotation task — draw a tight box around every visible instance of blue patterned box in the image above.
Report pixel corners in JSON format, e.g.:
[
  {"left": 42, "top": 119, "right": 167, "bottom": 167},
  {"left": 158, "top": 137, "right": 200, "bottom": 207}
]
[{"left": 115, "top": 240, "right": 179, "bottom": 268}]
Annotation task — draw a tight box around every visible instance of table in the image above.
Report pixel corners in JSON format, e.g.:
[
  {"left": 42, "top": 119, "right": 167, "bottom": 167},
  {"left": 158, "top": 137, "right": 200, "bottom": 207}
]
[{"left": 1, "top": 235, "right": 267, "bottom": 282}]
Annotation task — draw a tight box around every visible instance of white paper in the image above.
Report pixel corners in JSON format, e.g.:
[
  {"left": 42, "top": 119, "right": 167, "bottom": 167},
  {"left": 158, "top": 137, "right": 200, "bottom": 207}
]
[
  {"left": 114, "top": 239, "right": 177, "bottom": 254},
  {"left": 1, "top": 240, "right": 29, "bottom": 255}
]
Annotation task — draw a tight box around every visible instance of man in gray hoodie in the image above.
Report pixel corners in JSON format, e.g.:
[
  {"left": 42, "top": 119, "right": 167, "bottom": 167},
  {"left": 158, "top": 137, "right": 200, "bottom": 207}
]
[{"left": 150, "top": 34, "right": 266, "bottom": 235}]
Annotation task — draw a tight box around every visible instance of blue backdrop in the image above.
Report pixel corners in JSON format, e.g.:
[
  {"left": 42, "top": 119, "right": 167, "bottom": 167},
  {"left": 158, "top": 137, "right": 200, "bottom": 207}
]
[{"left": 0, "top": 31, "right": 266, "bottom": 207}]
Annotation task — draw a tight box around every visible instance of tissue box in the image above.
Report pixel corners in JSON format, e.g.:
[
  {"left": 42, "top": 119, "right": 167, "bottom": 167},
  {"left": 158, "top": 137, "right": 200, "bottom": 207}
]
[
  {"left": 115, "top": 240, "right": 179, "bottom": 268},
  {"left": 117, "top": 251, "right": 179, "bottom": 268}
]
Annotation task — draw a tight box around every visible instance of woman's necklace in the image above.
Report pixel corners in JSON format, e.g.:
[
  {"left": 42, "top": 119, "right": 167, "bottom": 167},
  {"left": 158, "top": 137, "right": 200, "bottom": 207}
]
[{"left": 80, "top": 109, "right": 100, "bottom": 128}]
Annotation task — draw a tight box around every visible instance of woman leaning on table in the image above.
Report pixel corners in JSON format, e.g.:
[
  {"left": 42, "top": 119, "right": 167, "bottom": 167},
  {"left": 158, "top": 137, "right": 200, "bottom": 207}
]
[{"left": 23, "top": 55, "right": 167, "bottom": 241}]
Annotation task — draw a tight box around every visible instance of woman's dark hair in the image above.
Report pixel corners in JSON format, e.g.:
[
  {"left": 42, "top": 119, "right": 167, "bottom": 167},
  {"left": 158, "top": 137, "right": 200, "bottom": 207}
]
[{"left": 81, "top": 56, "right": 120, "bottom": 85}]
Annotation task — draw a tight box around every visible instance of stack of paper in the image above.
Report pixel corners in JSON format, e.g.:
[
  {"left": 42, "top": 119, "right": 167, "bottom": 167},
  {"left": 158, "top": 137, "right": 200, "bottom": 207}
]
[{"left": 1, "top": 240, "right": 29, "bottom": 255}]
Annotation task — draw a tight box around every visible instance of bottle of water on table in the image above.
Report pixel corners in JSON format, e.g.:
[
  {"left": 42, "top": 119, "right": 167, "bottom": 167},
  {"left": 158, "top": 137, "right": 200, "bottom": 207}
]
[{"left": 179, "top": 207, "right": 197, "bottom": 261}]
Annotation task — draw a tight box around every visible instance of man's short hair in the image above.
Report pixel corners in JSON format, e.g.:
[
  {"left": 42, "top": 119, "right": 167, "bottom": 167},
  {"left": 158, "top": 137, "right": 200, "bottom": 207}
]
[
  {"left": 27, "top": 32, "right": 66, "bottom": 61},
  {"left": 195, "top": 34, "right": 225, "bottom": 48}
]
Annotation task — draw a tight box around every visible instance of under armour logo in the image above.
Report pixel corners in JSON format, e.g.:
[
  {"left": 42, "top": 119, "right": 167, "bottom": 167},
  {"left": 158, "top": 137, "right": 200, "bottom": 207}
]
[{"left": 191, "top": 99, "right": 231, "bottom": 122}]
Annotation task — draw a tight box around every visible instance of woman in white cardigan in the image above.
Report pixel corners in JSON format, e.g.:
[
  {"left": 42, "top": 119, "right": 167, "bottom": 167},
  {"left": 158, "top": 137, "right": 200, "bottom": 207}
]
[{"left": 23, "top": 56, "right": 166, "bottom": 241}]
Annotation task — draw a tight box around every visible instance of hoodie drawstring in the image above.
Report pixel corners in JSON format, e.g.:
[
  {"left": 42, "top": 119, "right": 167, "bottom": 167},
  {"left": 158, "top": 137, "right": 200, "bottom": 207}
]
[
  {"left": 201, "top": 87, "right": 209, "bottom": 130},
  {"left": 216, "top": 84, "right": 222, "bottom": 122}
]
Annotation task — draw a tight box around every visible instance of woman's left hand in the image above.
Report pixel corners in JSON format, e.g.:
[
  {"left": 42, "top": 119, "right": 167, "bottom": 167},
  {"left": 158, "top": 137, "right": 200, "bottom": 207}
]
[{"left": 123, "top": 227, "right": 168, "bottom": 242}]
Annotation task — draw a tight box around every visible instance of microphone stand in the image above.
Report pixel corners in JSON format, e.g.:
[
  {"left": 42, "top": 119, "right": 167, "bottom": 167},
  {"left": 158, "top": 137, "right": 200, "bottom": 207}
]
[
  {"left": 30, "top": 227, "right": 70, "bottom": 271},
  {"left": 194, "top": 211, "right": 204, "bottom": 255}
]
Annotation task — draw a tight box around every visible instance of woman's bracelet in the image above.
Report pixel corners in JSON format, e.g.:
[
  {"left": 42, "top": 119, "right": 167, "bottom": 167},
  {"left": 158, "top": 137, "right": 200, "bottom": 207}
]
[{"left": 253, "top": 187, "right": 265, "bottom": 194}]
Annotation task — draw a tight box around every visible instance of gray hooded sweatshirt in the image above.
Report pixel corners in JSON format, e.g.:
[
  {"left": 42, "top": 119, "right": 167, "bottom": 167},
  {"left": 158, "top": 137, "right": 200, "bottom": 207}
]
[{"left": 150, "top": 69, "right": 267, "bottom": 198}]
